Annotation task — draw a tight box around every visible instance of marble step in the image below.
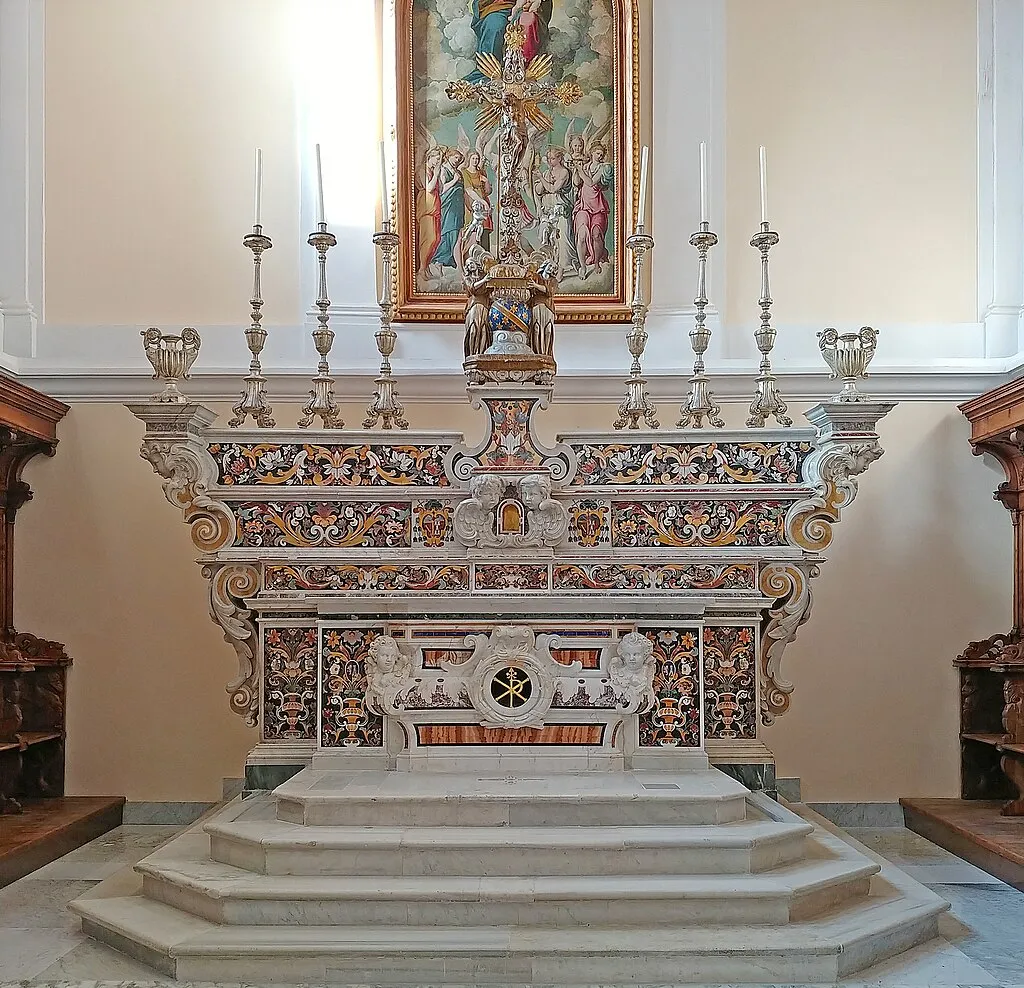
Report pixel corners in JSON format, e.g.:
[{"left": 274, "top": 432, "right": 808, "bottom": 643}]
[
  {"left": 135, "top": 852, "right": 879, "bottom": 927},
  {"left": 207, "top": 814, "right": 815, "bottom": 877},
  {"left": 72, "top": 884, "right": 948, "bottom": 984},
  {"left": 274, "top": 768, "right": 750, "bottom": 827}
]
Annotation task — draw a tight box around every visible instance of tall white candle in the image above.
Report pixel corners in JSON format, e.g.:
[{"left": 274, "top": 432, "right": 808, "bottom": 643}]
[
  {"left": 253, "top": 147, "right": 263, "bottom": 227},
  {"left": 759, "top": 145, "right": 768, "bottom": 224},
  {"left": 315, "top": 143, "right": 326, "bottom": 226},
  {"left": 637, "top": 145, "right": 649, "bottom": 227},
  {"left": 699, "top": 141, "right": 707, "bottom": 224},
  {"left": 379, "top": 141, "right": 389, "bottom": 213}
]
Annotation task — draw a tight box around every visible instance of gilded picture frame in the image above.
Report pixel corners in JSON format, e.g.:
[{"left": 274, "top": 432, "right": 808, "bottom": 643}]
[{"left": 393, "top": 0, "right": 640, "bottom": 324}]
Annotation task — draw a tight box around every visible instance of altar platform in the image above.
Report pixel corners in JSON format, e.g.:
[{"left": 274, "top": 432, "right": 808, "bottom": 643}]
[{"left": 72, "top": 763, "right": 948, "bottom": 984}]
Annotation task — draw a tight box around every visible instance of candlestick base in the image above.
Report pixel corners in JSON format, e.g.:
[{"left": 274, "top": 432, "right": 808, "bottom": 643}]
[
  {"left": 746, "top": 223, "right": 792, "bottom": 429},
  {"left": 678, "top": 376, "right": 724, "bottom": 429},
  {"left": 299, "top": 373, "right": 344, "bottom": 430},
  {"left": 229, "top": 371, "right": 275, "bottom": 429},
  {"left": 615, "top": 230, "right": 658, "bottom": 431},
  {"left": 363, "top": 376, "right": 409, "bottom": 431},
  {"left": 614, "top": 375, "right": 660, "bottom": 430},
  {"left": 747, "top": 374, "right": 793, "bottom": 429}
]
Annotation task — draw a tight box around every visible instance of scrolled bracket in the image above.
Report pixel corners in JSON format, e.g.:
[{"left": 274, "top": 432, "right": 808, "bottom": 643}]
[
  {"left": 759, "top": 561, "right": 820, "bottom": 726},
  {"left": 203, "top": 562, "right": 261, "bottom": 727}
]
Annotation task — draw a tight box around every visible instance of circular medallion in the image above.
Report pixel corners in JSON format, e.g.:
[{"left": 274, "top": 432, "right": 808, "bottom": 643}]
[{"left": 490, "top": 666, "right": 533, "bottom": 708}]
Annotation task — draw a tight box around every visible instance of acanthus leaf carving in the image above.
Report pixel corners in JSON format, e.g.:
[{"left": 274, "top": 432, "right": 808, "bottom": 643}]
[
  {"left": 204, "top": 562, "right": 260, "bottom": 727},
  {"left": 140, "top": 440, "right": 235, "bottom": 552},
  {"left": 759, "top": 561, "right": 820, "bottom": 726}
]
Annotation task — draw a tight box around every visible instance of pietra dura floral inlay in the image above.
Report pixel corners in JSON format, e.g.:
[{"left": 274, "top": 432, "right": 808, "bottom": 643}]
[
  {"left": 611, "top": 500, "right": 788, "bottom": 548},
  {"left": 639, "top": 628, "right": 701, "bottom": 748},
  {"left": 553, "top": 562, "right": 756, "bottom": 592},
  {"left": 320, "top": 628, "right": 384, "bottom": 748},
  {"left": 262, "top": 626, "right": 318, "bottom": 741},
  {"left": 209, "top": 441, "right": 451, "bottom": 486},
  {"left": 265, "top": 563, "right": 470, "bottom": 593},
  {"left": 235, "top": 501, "right": 411, "bottom": 548},
  {"left": 569, "top": 441, "right": 814, "bottom": 487},
  {"left": 703, "top": 625, "right": 757, "bottom": 739},
  {"left": 474, "top": 563, "right": 550, "bottom": 591}
]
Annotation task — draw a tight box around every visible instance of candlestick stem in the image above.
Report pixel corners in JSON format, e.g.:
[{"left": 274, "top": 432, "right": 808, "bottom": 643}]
[
  {"left": 746, "top": 221, "right": 792, "bottom": 428},
  {"left": 364, "top": 216, "right": 409, "bottom": 430},
  {"left": 229, "top": 225, "right": 275, "bottom": 429},
  {"left": 299, "top": 222, "right": 344, "bottom": 429},
  {"left": 678, "top": 221, "right": 724, "bottom": 428},
  {"left": 614, "top": 227, "right": 659, "bottom": 430}
]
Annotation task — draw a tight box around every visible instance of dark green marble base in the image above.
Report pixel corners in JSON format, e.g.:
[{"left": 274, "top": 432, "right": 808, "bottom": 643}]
[
  {"left": 714, "top": 762, "right": 777, "bottom": 798},
  {"left": 244, "top": 762, "right": 306, "bottom": 793}
]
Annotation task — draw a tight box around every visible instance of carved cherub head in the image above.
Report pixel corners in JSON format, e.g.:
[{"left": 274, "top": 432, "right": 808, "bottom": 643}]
[
  {"left": 368, "top": 636, "right": 401, "bottom": 675},
  {"left": 618, "top": 632, "right": 654, "bottom": 672},
  {"left": 518, "top": 473, "right": 552, "bottom": 509},
  {"left": 471, "top": 473, "right": 505, "bottom": 510}
]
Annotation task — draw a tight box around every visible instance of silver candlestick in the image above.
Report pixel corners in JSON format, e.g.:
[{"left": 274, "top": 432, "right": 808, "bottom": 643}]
[
  {"left": 299, "top": 223, "right": 344, "bottom": 429},
  {"left": 364, "top": 220, "right": 409, "bottom": 430},
  {"left": 678, "top": 222, "right": 724, "bottom": 428},
  {"left": 229, "top": 226, "right": 275, "bottom": 428},
  {"left": 614, "top": 227, "right": 659, "bottom": 430},
  {"left": 746, "top": 222, "right": 792, "bottom": 428}
]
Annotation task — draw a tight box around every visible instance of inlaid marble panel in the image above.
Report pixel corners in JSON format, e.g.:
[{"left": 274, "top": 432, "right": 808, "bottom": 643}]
[
  {"left": 569, "top": 440, "right": 814, "bottom": 486},
  {"left": 474, "top": 563, "right": 550, "bottom": 591},
  {"left": 209, "top": 441, "right": 451, "bottom": 486},
  {"left": 703, "top": 625, "right": 758, "bottom": 740},
  {"left": 638, "top": 627, "right": 701, "bottom": 748},
  {"left": 264, "top": 563, "right": 469, "bottom": 593},
  {"left": 553, "top": 562, "right": 756, "bottom": 591},
  {"left": 320, "top": 627, "right": 384, "bottom": 748},
  {"left": 262, "top": 625, "right": 318, "bottom": 741},
  {"left": 610, "top": 500, "right": 788, "bottom": 548},
  {"left": 235, "top": 501, "right": 411, "bottom": 548}
]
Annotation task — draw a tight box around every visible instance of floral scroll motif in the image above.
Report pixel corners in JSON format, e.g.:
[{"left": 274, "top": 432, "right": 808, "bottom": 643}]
[
  {"left": 638, "top": 628, "right": 701, "bottom": 748},
  {"left": 234, "top": 502, "right": 411, "bottom": 549},
  {"left": 612, "top": 500, "right": 788, "bottom": 548},
  {"left": 703, "top": 626, "right": 757, "bottom": 740},
  {"left": 474, "top": 564, "right": 550, "bottom": 591},
  {"left": 570, "top": 441, "right": 813, "bottom": 487},
  {"left": 320, "top": 628, "right": 384, "bottom": 748},
  {"left": 262, "top": 626, "right": 318, "bottom": 741},
  {"left": 553, "top": 562, "right": 756, "bottom": 592},
  {"left": 209, "top": 442, "right": 451, "bottom": 487},
  {"left": 264, "top": 564, "right": 470, "bottom": 593},
  {"left": 203, "top": 563, "right": 261, "bottom": 728}
]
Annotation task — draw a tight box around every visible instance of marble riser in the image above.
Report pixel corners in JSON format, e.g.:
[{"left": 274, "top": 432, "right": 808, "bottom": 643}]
[
  {"left": 208, "top": 829, "right": 812, "bottom": 877},
  {"left": 74, "top": 893, "right": 947, "bottom": 985},
  {"left": 135, "top": 858, "right": 879, "bottom": 929},
  {"left": 277, "top": 794, "right": 749, "bottom": 828}
]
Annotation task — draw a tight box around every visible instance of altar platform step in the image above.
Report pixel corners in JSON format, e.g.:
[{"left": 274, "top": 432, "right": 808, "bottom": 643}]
[
  {"left": 274, "top": 768, "right": 749, "bottom": 827},
  {"left": 72, "top": 874, "right": 946, "bottom": 984},
  {"left": 207, "top": 813, "right": 815, "bottom": 877}
]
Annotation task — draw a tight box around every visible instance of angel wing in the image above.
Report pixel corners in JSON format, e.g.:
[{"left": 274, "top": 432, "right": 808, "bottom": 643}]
[
  {"left": 414, "top": 122, "right": 440, "bottom": 177},
  {"left": 586, "top": 117, "right": 613, "bottom": 152},
  {"left": 457, "top": 125, "right": 472, "bottom": 157},
  {"left": 562, "top": 118, "right": 577, "bottom": 152}
]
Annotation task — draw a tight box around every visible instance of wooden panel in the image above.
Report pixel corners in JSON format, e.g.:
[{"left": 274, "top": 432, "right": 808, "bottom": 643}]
[{"left": 415, "top": 724, "right": 605, "bottom": 746}]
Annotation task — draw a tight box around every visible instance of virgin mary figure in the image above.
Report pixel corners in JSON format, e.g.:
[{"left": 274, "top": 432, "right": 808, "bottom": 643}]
[{"left": 465, "top": 0, "right": 553, "bottom": 82}]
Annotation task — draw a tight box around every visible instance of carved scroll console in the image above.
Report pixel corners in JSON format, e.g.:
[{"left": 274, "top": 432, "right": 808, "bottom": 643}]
[
  {"left": 0, "top": 377, "right": 70, "bottom": 813},
  {"left": 959, "top": 378, "right": 1024, "bottom": 815},
  {"left": 129, "top": 390, "right": 892, "bottom": 792}
]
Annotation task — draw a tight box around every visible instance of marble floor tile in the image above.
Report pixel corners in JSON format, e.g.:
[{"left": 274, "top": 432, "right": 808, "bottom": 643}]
[
  {"left": 929, "top": 882, "right": 1024, "bottom": 984},
  {"left": 28, "top": 938, "right": 171, "bottom": 981},
  {"left": 54, "top": 826, "right": 182, "bottom": 864},
  {"left": 0, "top": 928, "right": 83, "bottom": 979},
  {"left": 899, "top": 862, "right": 1011, "bottom": 885},
  {"left": 0, "top": 879, "right": 98, "bottom": 931},
  {"left": 845, "top": 827, "right": 965, "bottom": 864},
  {"left": 23, "top": 859, "right": 129, "bottom": 882}
]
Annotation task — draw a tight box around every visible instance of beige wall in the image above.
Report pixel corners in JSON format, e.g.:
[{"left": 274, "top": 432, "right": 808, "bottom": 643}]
[
  {"left": 725, "top": 0, "right": 977, "bottom": 326},
  {"left": 13, "top": 398, "right": 1012, "bottom": 802}
]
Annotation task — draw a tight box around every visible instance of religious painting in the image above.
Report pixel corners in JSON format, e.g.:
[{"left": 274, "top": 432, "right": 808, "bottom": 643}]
[{"left": 394, "top": 0, "right": 640, "bottom": 323}]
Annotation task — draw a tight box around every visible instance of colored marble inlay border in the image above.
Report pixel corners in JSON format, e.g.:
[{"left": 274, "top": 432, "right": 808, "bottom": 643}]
[
  {"left": 320, "top": 628, "right": 384, "bottom": 748},
  {"left": 415, "top": 724, "right": 605, "bottom": 745},
  {"left": 474, "top": 564, "right": 550, "bottom": 591},
  {"left": 551, "top": 648, "right": 602, "bottom": 669},
  {"left": 235, "top": 501, "right": 411, "bottom": 548},
  {"left": 262, "top": 626, "right": 318, "bottom": 742},
  {"left": 265, "top": 564, "right": 470, "bottom": 593},
  {"left": 421, "top": 648, "right": 474, "bottom": 669},
  {"left": 209, "top": 442, "right": 451, "bottom": 487},
  {"left": 639, "top": 628, "right": 701, "bottom": 748},
  {"left": 703, "top": 625, "right": 757, "bottom": 740},
  {"left": 611, "top": 500, "right": 788, "bottom": 548},
  {"left": 553, "top": 562, "right": 757, "bottom": 592},
  {"left": 570, "top": 441, "right": 814, "bottom": 487}
]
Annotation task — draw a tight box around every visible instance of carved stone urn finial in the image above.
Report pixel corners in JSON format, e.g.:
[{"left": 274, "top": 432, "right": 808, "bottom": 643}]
[{"left": 141, "top": 327, "right": 202, "bottom": 403}]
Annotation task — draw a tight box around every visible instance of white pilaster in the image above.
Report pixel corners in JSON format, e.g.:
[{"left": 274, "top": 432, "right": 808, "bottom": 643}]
[
  {"left": 978, "top": 0, "right": 1024, "bottom": 358},
  {"left": 0, "top": 0, "right": 44, "bottom": 361}
]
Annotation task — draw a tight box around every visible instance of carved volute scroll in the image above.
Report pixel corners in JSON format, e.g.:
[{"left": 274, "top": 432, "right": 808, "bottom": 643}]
[
  {"left": 130, "top": 404, "right": 235, "bottom": 552},
  {"left": 203, "top": 562, "right": 261, "bottom": 727}
]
